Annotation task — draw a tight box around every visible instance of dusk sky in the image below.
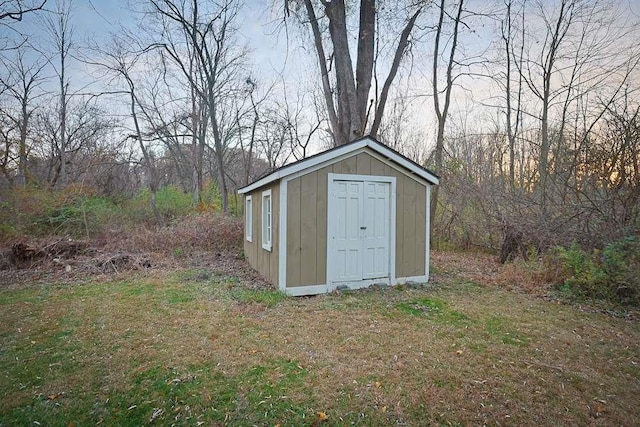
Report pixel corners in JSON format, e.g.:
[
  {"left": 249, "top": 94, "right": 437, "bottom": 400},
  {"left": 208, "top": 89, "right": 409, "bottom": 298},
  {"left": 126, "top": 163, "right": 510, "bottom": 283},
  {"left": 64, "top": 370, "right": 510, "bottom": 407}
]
[{"left": 4, "top": 0, "right": 640, "bottom": 156}]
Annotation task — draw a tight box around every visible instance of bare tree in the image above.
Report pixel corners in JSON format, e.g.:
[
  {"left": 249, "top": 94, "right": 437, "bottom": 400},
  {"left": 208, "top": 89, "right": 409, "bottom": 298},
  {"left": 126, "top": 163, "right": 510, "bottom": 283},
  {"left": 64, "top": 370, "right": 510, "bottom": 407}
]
[
  {"left": 288, "top": 0, "right": 421, "bottom": 146},
  {"left": 277, "top": 81, "right": 324, "bottom": 162},
  {"left": 499, "top": 0, "right": 525, "bottom": 188},
  {"left": 149, "top": 0, "right": 247, "bottom": 214},
  {"left": 85, "top": 37, "right": 164, "bottom": 225},
  {"left": 514, "top": 0, "right": 638, "bottom": 203},
  {"left": 0, "top": 48, "right": 47, "bottom": 186},
  {"left": 235, "top": 76, "right": 267, "bottom": 186},
  {"left": 430, "top": 0, "right": 465, "bottom": 227},
  {"left": 0, "top": 0, "right": 45, "bottom": 21},
  {"left": 43, "top": 0, "right": 73, "bottom": 189}
]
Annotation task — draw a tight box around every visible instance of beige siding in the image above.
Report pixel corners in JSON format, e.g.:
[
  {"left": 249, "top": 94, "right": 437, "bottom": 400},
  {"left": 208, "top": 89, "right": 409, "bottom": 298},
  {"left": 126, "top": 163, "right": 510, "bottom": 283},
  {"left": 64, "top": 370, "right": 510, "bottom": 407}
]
[
  {"left": 394, "top": 167, "right": 405, "bottom": 277},
  {"left": 401, "top": 178, "right": 417, "bottom": 276},
  {"left": 315, "top": 166, "right": 331, "bottom": 284},
  {"left": 286, "top": 177, "right": 301, "bottom": 286},
  {"left": 243, "top": 182, "right": 279, "bottom": 285},
  {"left": 300, "top": 172, "right": 318, "bottom": 284},
  {"left": 415, "top": 185, "right": 427, "bottom": 275},
  {"left": 285, "top": 149, "right": 428, "bottom": 287}
]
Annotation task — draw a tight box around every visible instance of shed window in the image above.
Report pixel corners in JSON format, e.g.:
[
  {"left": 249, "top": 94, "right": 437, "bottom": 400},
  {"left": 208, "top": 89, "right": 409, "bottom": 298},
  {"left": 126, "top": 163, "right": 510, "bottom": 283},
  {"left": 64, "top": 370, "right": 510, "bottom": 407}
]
[
  {"left": 245, "top": 195, "right": 252, "bottom": 242},
  {"left": 261, "top": 189, "right": 272, "bottom": 251}
]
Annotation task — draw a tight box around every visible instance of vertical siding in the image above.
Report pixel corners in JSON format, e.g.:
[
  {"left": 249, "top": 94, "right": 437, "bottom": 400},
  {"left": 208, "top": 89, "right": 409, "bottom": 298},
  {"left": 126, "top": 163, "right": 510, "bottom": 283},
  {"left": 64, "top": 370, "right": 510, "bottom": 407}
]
[
  {"left": 300, "top": 172, "right": 318, "bottom": 284},
  {"left": 416, "top": 185, "right": 427, "bottom": 275},
  {"left": 316, "top": 166, "right": 331, "bottom": 285},
  {"left": 401, "top": 178, "right": 417, "bottom": 277},
  {"left": 243, "top": 182, "right": 279, "bottom": 285},
  {"left": 286, "top": 177, "right": 302, "bottom": 286},
  {"left": 356, "top": 152, "right": 371, "bottom": 174},
  {"left": 370, "top": 157, "right": 386, "bottom": 175},
  {"left": 394, "top": 168, "right": 405, "bottom": 277},
  {"left": 342, "top": 155, "right": 357, "bottom": 174},
  {"left": 284, "top": 149, "right": 428, "bottom": 288}
]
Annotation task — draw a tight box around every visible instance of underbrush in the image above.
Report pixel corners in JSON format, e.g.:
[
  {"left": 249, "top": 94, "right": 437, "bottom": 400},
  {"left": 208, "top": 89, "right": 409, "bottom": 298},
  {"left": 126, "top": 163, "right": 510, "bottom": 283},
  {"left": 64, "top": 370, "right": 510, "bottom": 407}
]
[
  {"left": 495, "top": 257, "right": 549, "bottom": 294},
  {"left": 545, "top": 237, "right": 640, "bottom": 306},
  {"left": 119, "top": 213, "right": 243, "bottom": 256},
  {"left": 0, "top": 185, "right": 118, "bottom": 239},
  {"left": 434, "top": 234, "right": 640, "bottom": 308},
  {"left": 0, "top": 184, "right": 238, "bottom": 244},
  {"left": 0, "top": 185, "right": 244, "bottom": 276}
]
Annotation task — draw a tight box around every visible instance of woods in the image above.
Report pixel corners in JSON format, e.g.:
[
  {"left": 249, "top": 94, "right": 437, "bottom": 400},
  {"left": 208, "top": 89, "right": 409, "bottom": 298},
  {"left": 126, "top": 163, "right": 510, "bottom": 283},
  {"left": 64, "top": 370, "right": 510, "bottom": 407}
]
[{"left": 1, "top": 0, "right": 639, "bottom": 302}]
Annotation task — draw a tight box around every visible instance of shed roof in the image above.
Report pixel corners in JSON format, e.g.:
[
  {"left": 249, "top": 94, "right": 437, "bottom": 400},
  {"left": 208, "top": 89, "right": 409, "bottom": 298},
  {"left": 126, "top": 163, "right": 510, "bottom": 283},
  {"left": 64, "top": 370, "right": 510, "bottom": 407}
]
[{"left": 238, "top": 135, "right": 439, "bottom": 194}]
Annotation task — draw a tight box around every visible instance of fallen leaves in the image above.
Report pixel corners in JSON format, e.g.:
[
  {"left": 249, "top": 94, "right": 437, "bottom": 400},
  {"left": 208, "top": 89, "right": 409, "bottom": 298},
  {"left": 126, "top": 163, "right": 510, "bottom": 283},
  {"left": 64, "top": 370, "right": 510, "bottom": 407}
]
[
  {"left": 149, "top": 407, "right": 163, "bottom": 422},
  {"left": 591, "top": 399, "right": 607, "bottom": 418}
]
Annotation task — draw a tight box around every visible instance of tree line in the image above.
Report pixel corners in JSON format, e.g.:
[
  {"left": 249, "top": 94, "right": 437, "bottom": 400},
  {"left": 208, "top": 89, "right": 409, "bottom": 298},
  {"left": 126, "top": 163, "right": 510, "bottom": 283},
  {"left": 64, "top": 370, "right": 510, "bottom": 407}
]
[{"left": 1, "top": 0, "right": 639, "bottom": 259}]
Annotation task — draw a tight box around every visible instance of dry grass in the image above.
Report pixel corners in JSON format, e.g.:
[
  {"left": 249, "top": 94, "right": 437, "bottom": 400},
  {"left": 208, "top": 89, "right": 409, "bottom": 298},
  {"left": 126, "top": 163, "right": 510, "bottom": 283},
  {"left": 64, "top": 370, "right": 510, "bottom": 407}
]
[
  {"left": 1, "top": 251, "right": 639, "bottom": 426},
  {"left": 113, "top": 213, "right": 244, "bottom": 255}
]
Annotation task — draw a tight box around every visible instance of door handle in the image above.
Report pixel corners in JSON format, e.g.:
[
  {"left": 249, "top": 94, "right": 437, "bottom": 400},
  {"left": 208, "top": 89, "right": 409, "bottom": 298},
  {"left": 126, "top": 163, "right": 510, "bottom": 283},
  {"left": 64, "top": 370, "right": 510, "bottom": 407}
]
[{"left": 360, "top": 226, "right": 367, "bottom": 230}]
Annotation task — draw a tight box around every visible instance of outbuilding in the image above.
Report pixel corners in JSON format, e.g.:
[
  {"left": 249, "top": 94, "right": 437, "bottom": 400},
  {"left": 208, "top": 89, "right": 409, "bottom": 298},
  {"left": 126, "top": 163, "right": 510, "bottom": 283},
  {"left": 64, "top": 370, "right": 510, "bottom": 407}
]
[{"left": 238, "top": 136, "right": 439, "bottom": 296}]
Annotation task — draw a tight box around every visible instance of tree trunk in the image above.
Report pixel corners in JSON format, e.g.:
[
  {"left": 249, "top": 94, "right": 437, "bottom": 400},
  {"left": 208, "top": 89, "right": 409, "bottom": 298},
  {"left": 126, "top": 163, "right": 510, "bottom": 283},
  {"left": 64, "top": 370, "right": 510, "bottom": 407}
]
[
  {"left": 17, "top": 100, "right": 28, "bottom": 187},
  {"left": 209, "top": 102, "right": 229, "bottom": 213},
  {"left": 298, "top": 0, "right": 421, "bottom": 146},
  {"left": 430, "top": 0, "right": 464, "bottom": 228},
  {"left": 128, "top": 81, "right": 163, "bottom": 226},
  {"left": 325, "top": 0, "right": 360, "bottom": 142},
  {"left": 355, "top": 0, "right": 375, "bottom": 130},
  {"left": 303, "top": 0, "right": 342, "bottom": 145},
  {"left": 59, "top": 77, "right": 67, "bottom": 189}
]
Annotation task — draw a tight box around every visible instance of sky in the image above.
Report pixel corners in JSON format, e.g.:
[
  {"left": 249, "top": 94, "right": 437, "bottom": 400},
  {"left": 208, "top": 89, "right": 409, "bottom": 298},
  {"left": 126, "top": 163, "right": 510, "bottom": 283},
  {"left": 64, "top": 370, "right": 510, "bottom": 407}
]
[
  {"left": 4, "top": 0, "right": 640, "bottom": 159},
  {"left": 73, "top": 0, "right": 296, "bottom": 80},
  {"left": 6, "top": 0, "right": 298, "bottom": 81},
  {"left": 2, "top": 0, "right": 321, "bottom": 143}
]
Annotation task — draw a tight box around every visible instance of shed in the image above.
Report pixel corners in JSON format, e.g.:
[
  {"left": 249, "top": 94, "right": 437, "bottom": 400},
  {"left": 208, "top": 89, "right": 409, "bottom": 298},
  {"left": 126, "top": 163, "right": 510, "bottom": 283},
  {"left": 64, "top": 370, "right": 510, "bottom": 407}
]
[{"left": 238, "top": 135, "right": 439, "bottom": 296}]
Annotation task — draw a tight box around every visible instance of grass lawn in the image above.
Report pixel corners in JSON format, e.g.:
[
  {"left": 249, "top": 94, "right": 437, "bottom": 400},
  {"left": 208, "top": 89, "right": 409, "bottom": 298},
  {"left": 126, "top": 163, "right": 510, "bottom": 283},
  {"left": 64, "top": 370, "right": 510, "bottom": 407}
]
[{"left": 1, "top": 253, "right": 639, "bottom": 426}]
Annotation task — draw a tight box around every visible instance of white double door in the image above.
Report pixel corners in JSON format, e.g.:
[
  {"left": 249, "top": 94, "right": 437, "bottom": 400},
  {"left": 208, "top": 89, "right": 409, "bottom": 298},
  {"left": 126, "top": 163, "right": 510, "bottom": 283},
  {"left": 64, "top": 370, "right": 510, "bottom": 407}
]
[{"left": 332, "top": 179, "right": 391, "bottom": 282}]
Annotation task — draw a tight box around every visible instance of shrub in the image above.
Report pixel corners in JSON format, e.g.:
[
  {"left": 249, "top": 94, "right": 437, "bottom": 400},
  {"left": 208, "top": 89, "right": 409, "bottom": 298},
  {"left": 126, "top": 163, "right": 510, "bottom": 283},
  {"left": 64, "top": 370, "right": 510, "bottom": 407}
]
[
  {"left": 0, "top": 185, "right": 108, "bottom": 239},
  {"left": 1, "top": 184, "right": 242, "bottom": 249},
  {"left": 601, "top": 236, "right": 640, "bottom": 303},
  {"left": 549, "top": 237, "right": 640, "bottom": 306},
  {"left": 0, "top": 200, "right": 18, "bottom": 240},
  {"left": 155, "top": 185, "right": 194, "bottom": 219},
  {"left": 200, "top": 181, "right": 221, "bottom": 211},
  {"left": 119, "top": 212, "right": 243, "bottom": 255},
  {"left": 42, "top": 193, "right": 122, "bottom": 239},
  {"left": 124, "top": 186, "right": 196, "bottom": 225}
]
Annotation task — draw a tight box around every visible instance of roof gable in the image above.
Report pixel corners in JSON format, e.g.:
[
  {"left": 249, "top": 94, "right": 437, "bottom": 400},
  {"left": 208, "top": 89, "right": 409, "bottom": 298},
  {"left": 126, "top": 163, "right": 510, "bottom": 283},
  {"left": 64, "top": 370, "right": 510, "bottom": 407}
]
[{"left": 238, "top": 136, "right": 439, "bottom": 194}]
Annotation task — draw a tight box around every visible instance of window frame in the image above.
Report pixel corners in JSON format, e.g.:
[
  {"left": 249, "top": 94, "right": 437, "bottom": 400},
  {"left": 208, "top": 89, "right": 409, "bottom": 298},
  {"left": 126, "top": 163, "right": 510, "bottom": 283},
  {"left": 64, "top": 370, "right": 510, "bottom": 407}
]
[
  {"left": 245, "top": 195, "right": 253, "bottom": 242},
  {"left": 261, "top": 189, "right": 272, "bottom": 251}
]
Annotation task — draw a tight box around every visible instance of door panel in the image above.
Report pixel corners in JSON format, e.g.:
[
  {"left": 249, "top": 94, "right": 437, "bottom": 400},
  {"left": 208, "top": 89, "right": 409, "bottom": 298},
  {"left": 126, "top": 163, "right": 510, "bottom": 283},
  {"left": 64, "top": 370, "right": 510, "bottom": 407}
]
[
  {"left": 334, "top": 181, "right": 363, "bottom": 281},
  {"left": 332, "top": 179, "right": 390, "bottom": 282},
  {"left": 362, "top": 182, "right": 390, "bottom": 279}
]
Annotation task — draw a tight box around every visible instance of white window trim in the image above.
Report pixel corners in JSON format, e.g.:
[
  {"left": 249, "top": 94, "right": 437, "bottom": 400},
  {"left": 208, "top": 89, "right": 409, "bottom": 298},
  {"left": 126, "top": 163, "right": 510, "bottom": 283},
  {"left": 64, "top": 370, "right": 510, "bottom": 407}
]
[
  {"left": 261, "top": 189, "right": 272, "bottom": 251},
  {"left": 245, "top": 195, "right": 253, "bottom": 242}
]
